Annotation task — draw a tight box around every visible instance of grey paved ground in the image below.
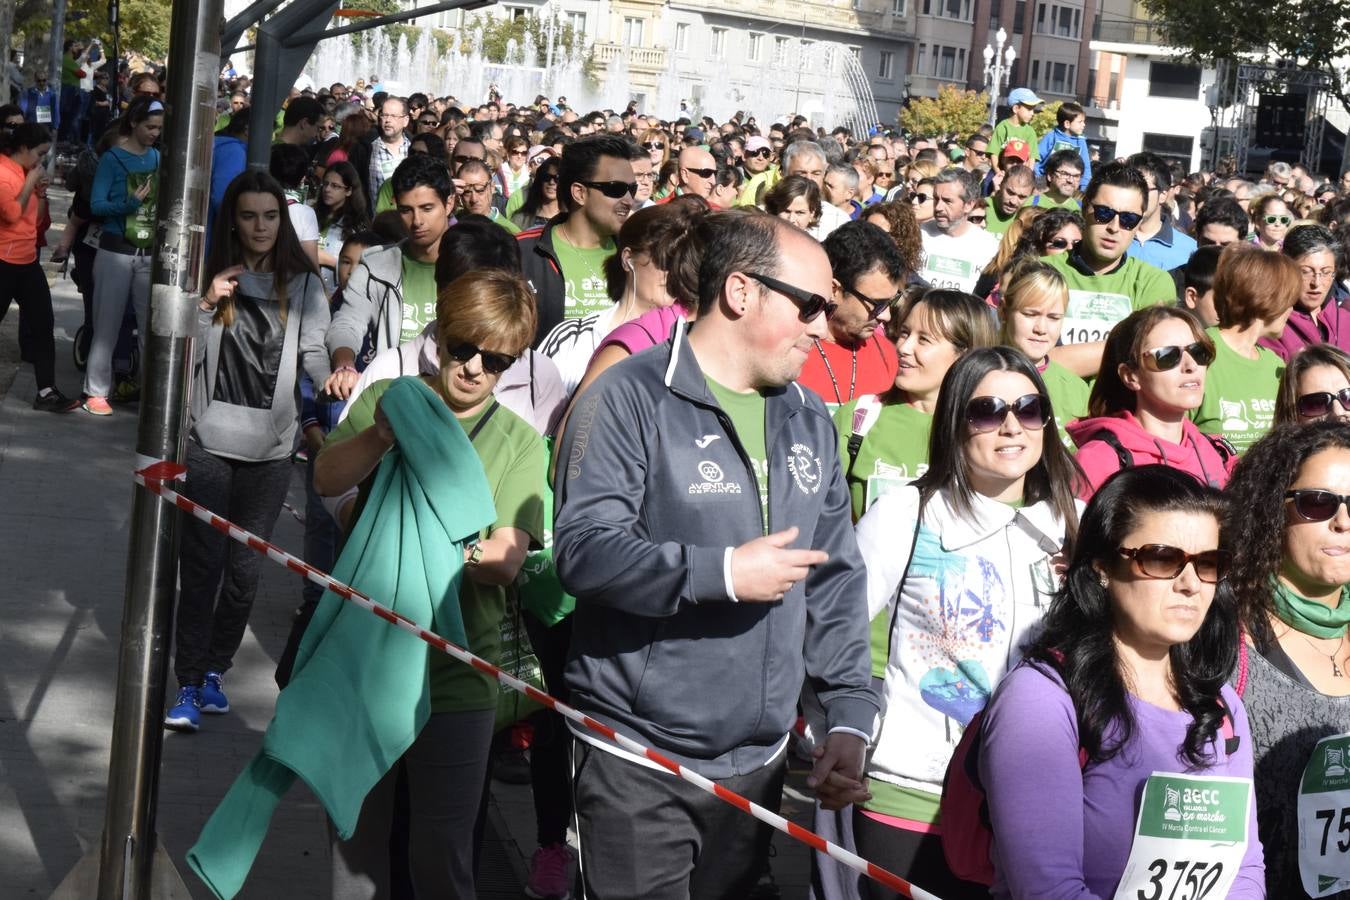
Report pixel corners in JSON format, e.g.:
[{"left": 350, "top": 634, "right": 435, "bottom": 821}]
[{"left": 0, "top": 197, "right": 819, "bottom": 899}]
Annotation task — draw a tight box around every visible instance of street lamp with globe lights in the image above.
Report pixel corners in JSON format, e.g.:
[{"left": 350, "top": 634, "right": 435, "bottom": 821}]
[{"left": 983, "top": 27, "right": 1016, "bottom": 127}]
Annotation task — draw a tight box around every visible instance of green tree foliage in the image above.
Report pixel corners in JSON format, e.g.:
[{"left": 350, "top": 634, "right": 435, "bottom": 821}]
[
  {"left": 901, "top": 85, "right": 991, "bottom": 139},
  {"left": 1030, "top": 100, "right": 1063, "bottom": 137},
  {"left": 1140, "top": 0, "right": 1350, "bottom": 111},
  {"left": 18, "top": 0, "right": 173, "bottom": 60}
]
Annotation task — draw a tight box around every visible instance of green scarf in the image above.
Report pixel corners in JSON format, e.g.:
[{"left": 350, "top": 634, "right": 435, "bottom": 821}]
[{"left": 1271, "top": 578, "right": 1350, "bottom": 639}]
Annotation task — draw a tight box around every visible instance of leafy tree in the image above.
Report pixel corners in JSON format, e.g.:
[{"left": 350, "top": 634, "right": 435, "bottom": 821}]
[
  {"left": 1030, "top": 100, "right": 1063, "bottom": 137},
  {"left": 15, "top": 0, "right": 172, "bottom": 61},
  {"left": 901, "top": 84, "right": 991, "bottom": 139},
  {"left": 1140, "top": 0, "right": 1350, "bottom": 112}
]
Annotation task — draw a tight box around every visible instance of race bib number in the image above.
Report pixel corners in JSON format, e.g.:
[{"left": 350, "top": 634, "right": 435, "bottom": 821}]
[
  {"left": 35, "top": 106, "right": 52, "bottom": 124},
  {"left": 1297, "top": 732, "right": 1350, "bottom": 896},
  {"left": 920, "top": 252, "right": 979, "bottom": 293},
  {"left": 1113, "top": 772, "right": 1251, "bottom": 900},
  {"left": 1062, "top": 290, "right": 1132, "bottom": 345}
]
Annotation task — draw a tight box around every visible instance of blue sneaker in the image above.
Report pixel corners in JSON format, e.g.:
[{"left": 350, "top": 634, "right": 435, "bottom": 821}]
[
  {"left": 200, "top": 672, "right": 229, "bottom": 714},
  {"left": 164, "top": 685, "right": 201, "bottom": 732}
]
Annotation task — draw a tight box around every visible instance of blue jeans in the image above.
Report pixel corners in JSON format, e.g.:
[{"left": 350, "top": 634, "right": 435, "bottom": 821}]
[
  {"left": 302, "top": 450, "right": 338, "bottom": 607},
  {"left": 58, "top": 84, "right": 81, "bottom": 142}
]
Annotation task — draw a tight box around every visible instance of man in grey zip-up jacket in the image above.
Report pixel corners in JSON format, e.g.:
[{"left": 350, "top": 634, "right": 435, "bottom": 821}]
[{"left": 554, "top": 211, "right": 877, "bottom": 897}]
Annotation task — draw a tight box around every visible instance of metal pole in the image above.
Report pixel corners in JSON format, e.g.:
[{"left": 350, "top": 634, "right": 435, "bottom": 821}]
[
  {"left": 109, "top": 0, "right": 120, "bottom": 111},
  {"left": 48, "top": 0, "right": 66, "bottom": 146},
  {"left": 97, "top": 0, "right": 223, "bottom": 896}
]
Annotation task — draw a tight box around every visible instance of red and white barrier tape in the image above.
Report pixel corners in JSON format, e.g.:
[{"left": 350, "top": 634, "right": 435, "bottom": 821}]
[{"left": 135, "top": 461, "right": 941, "bottom": 900}]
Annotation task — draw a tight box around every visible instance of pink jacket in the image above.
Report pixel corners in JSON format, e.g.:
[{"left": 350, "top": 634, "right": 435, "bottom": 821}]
[{"left": 1067, "top": 411, "right": 1236, "bottom": 499}]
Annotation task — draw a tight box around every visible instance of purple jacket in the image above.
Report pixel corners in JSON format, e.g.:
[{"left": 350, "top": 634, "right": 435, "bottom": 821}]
[{"left": 1259, "top": 282, "right": 1350, "bottom": 362}]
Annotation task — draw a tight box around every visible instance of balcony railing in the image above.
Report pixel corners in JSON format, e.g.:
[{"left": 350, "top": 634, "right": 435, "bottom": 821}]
[
  {"left": 1091, "top": 17, "right": 1168, "bottom": 46},
  {"left": 593, "top": 42, "right": 669, "bottom": 72}
]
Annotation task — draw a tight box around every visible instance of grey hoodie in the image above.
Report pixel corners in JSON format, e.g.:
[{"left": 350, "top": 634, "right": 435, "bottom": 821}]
[
  {"left": 324, "top": 241, "right": 405, "bottom": 364},
  {"left": 191, "top": 269, "right": 331, "bottom": 462}
]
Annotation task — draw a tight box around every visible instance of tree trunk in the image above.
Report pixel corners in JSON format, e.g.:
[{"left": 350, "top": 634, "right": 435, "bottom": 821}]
[{"left": 0, "top": 0, "right": 13, "bottom": 101}]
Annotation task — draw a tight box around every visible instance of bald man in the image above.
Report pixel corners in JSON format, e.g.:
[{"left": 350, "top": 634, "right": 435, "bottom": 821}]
[{"left": 670, "top": 145, "right": 716, "bottom": 200}]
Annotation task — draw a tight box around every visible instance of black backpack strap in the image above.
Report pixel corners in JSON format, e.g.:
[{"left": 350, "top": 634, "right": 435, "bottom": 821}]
[
  {"left": 1204, "top": 433, "right": 1237, "bottom": 464},
  {"left": 1085, "top": 430, "right": 1132, "bottom": 472}
]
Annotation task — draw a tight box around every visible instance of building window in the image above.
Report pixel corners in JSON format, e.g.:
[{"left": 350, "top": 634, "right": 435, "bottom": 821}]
[
  {"left": 923, "top": 0, "right": 970, "bottom": 18},
  {"left": 879, "top": 49, "right": 895, "bottom": 79},
  {"left": 1030, "top": 59, "right": 1040, "bottom": 87},
  {"left": 1148, "top": 61, "right": 1202, "bottom": 99},
  {"left": 506, "top": 6, "right": 529, "bottom": 21},
  {"left": 748, "top": 32, "right": 763, "bottom": 62},
  {"left": 939, "top": 46, "right": 957, "bottom": 79},
  {"left": 893, "top": 0, "right": 907, "bottom": 13},
  {"left": 675, "top": 23, "right": 688, "bottom": 52},
  {"left": 1036, "top": 2, "right": 1046, "bottom": 31},
  {"left": 917, "top": 43, "right": 927, "bottom": 75},
  {"left": 623, "top": 17, "right": 644, "bottom": 46},
  {"left": 1013, "top": 0, "right": 1026, "bottom": 32},
  {"left": 566, "top": 11, "right": 586, "bottom": 32},
  {"left": 711, "top": 27, "right": 727, "bottom": 59},
  {"left": 775, "top": 36, "right": 790, "bottom": 65},
  {"left": 802, "top": 39, "right": 815, "bottom": 70},
  {"left": 1067, "top": 63, "right": 1076, "bottom": 91},
  {"left": 958, "top": 47, "right": 967, "bottom": 79},
  {"left": 1050, "top": 61, "right": 1068, "bottom": 93}
]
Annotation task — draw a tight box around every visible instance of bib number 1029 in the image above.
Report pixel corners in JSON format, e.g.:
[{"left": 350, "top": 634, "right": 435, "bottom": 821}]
[{"left": 1136, "top": 859, "right": 1224, "bottom": 900}]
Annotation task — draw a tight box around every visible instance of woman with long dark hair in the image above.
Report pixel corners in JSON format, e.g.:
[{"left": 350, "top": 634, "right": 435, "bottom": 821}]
[
  {"left": 852, "top": 346, "right": 1082, "bottom": 898},
  {"left": 82, "top": 94, "right": 163, "bottom": 416},
  {"left": 163, "top": 170, "right": 331, "bottom": 733},
  {"left": 978, "top": 465, "right": 1264, "bottom": 898},
  {"left": 313, "top": 160, "right": 369, "bottom": 294},
  {"left": 1224, "top": 421, "right": 1350, "bottom": 897},
  {"left": 509, "top": 156, "right": 561, "bottom": 231}
]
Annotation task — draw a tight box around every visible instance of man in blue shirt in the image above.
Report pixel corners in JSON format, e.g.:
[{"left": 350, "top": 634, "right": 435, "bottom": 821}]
[{"left": 1124, "top": 151, "right": 1195, "bottom": 272}]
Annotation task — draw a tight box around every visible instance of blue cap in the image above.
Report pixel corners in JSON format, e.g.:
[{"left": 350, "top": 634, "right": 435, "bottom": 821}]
[{"left": 1008, "top": 87, "right": 1043, "bottom": 107}]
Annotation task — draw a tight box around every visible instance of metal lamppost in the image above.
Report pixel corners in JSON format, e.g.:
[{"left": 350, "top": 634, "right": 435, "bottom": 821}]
[{"left": 982, "top": 27, "right": 1016, "bottom": 127}]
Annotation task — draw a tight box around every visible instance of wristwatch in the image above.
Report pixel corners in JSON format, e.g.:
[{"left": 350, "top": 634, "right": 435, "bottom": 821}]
[{"left": 466, "top": 542, "right": 484, "bottom": 567}]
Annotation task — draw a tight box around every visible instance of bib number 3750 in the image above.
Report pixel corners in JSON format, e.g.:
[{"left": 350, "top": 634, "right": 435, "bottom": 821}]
[{"left": 1112, "top": 773, "right": 1251, "bottom": 900}]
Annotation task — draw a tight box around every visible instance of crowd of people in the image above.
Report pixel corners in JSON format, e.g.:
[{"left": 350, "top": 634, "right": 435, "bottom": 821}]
[{"left": 10, "top": 49, "right": 1350, "bottom": 899}]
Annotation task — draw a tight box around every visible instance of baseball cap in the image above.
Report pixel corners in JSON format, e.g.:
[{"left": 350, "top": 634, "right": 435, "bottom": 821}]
[
  {"left": 745, "top": 135, "right": 771, "bottom": 152},
  {"left": 1008, "top": 87, "right": 1043, "bottom": 108},
  {"left": 527, "top": 145, "right": 556, "bottom": 166},
  {"left": 685, "top": 126, "right": 705, "bottom": 142},
  {"left": 1000, "top": 139, "right": 1031, "bottom": 162}
]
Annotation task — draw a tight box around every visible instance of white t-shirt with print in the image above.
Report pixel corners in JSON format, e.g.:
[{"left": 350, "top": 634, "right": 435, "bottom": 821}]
[{"left": 918, "top": 221, "right": 1000, "bottom": 294}]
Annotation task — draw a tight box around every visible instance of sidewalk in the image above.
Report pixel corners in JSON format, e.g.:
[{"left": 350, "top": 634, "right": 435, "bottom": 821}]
[{"left": 0, "top": 203, "right": 820, "bottom": 898}]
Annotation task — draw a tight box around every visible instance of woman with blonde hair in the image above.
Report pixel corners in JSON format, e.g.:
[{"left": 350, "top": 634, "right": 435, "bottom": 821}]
[
  {"left": 999, "top": 257, "right": 1088, "bottom": 444},
  {"left": 973, "top": 206, "right": 1044, "bottom": 303}
]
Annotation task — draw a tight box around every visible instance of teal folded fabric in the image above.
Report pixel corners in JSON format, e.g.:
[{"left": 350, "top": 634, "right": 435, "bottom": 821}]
[{"left": 187, "top": 377, "right": 495, "bottom": 899}]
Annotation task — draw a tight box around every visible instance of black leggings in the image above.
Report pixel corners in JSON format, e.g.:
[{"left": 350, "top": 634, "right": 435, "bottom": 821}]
[
  {"left": 852, "top": 811, "right": 991, "bottom": 900},
  {"left": 0, "top": 258, "right": 57, "bottom": 390}
]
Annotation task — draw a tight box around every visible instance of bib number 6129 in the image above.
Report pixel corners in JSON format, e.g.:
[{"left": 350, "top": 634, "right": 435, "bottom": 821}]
[{"left": 1136, "top": 859, "right": 1224, "bottom": 900}]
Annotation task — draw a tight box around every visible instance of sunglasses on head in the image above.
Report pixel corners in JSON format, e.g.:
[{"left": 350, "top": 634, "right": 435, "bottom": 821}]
[
  {"left": 446, "top": 341, "right": 516, "bottom": 374},
  {"left": 1118, "top": 544, "right": 1230, "bottom": 583},
  {"left": 966, "top": 393, "right": 1049, "bottom": 433},
  {"left": 748, "top": 147, "right": 773, "bottom": 159},
  {"left": 452, "top": 154, "right": 482, "bottom": 165},
  {"left": 910, "top": 192, "right": 931, "bottom": 205},
  {"left": 968, "top": 214, "right": 987, "bottom": 224},
  {"left": 1047, "top": 237, "right": 1080, "bottom": 250},
  {"left": 583, "top": 179, "right": 638, "bottom": 198},
  {"left": 1087, "top": 204, "right": 1143, "bottom": 230},
  {"left": 1264, "top": 214, "right": 1293, "bottom": 225},
  {"left": 745, "top": 271, "right": 836, "bottom": 323},
  {"left": 642, "top": 141, "right": 665, "bottom": 150},
  {"left": 1286, "top": 489, "right": 1350, "bottom": 522},
  {"left": 1297, "top": 388, "right": 1350, "bottom": 418},
  {"left": 418, "top": 118, "right": 439, "bottom": 127},
  {"left": 1138, "top": 341, "right": 1214, "bottom": 372},
  {"left": 683, "top": 166, "right": 717, "bottom": 179},
  {"left": 843, "top": 285, "right": 900, "bottom": 322}
]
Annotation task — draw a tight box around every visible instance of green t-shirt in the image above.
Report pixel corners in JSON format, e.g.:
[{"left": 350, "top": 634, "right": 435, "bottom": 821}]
[
  {"left": 1039, "top": 358, "right": 1091, "bottom": 448},
  {"left": 61, "top": 55, "right": 82, "bottom": 87},
  {"left": 706, "top": 376, "right": 769, "bottom": 533},
  {"left": 865, "top": 777, "right": 942, "bottom": 823},
  {"left": 833, "top": 397, "right": 932, "bottom": 678},
  {"left": 325, "top": 378, "right": 547, "bottom": 713},
  {"left": 375, "top": 178, "right": 396, "bottom": 214},
  {"left": 1190, "top": 326, "right": 1284, "bottom": 454},
  {"left": 984, "top": 196, "right": 1019, "bottom": 235},
  {"left": 1042, "top": 251, "right": 1176, "bottom": 345},
  {"left": 554, "top": 235, "right": 614, "bottom": 319},
  {"left": 990, "top": 119, "right": 1039, "bottom": 164},
  {"left": 1025, "top": 192, "right": 1082, "bottom": 212},
  {"left": 487, "top": 206, "right": 521, "bottom": 235},
  {"left": 399, "top": 253, "right": 439, "bottom": 344}
]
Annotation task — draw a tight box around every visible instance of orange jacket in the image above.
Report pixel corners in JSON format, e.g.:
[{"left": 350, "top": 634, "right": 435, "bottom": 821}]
[{"left": 0, "top": 154, "right": 39, "bottom": 264}]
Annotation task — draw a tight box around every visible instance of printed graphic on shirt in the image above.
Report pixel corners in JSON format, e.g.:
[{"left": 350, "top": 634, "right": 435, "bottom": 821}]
[
  {"left": 688, "top": 459, "right": 743, "bottom": 496},
  {"left": 865, "top": 460, "right": 926, "bottom": 511},
  {"left": 400, "top": 299, "right": 437, "bottom": 344},
  {"left": 1061, "top": 290, "right": 1132, "bottom": 344},
  {"left": 124, "top": 171, "right": 158, "bottom": 249},
  {"left": 787, "top": 442, "right": 823, "bottom": 495}
]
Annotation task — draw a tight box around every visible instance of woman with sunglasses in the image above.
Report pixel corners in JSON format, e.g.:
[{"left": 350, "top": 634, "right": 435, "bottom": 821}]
[
  {"left": 852, "top": 346, "right": 1081, "bottom": 899},
  {"left": 1186, "top": 244, "right": 1298, "bottom": 454},
  {"left": 999, "top": 259, "right": 1087, "bottom": 447},
  {"left": 764, "top": 174, "right": 821, "bottom": 232},
  {"left": 1250, "top": 194, "right": 1293, "bottom": 251},
  {"left": 317, "top": 269, "right": 545, "bottom": 899},
  {"left": 509, "top": 156, "right": 562, "bottom": 231},
  {"left": 495, "top": 136, "right": 531, "bottom": 201},
  {"left": 978, "top": 465, "right": 1264, "bottom": 899},
  {"left": 1223, "top": 421, "right": 1350, "bottom": 898},
  {"left": 313, "top": 161, "right": 369, "bottom": 296},
  {"left": 1261, "top": 225, "right": 1350, "bottom": 362},
  {"left": 909, "top": 176, "right": 936, "bottom": 226},
  {"left": 638, "top": 127, "right": 669, "bottom": 171},
  {"left": 1068, "top": 307, "right": 1235, "bottom": 497},
  {"left": 1274, "top": 344, "right": 1350, "bottom": 426}
]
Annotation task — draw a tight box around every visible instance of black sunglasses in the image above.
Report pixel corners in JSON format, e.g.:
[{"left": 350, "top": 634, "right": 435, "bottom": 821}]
[
  {"left": 418, "top": 118, "right": 440, "bottom": 127},
  {"left": 910, "top": 192, "right": 931, "bottom": 205},
  {"left": 745, "top": 272, "right": 836, "bottom": 323},
  {"left": 1087, "top": 204, "right": 1144, "bottom": 230},
  {"left": 1286, "top": 489, "right": 1350, "bottom": 523},
  {"left": 843, "top": 285, "right": 899, "bottom": 322},
  {"left": 968, "top": 214, "right": 987, "bottom": 224},
  {"left": 1139, "top": 341, "right": 1214, "bottom": 372},
  {"left": 1297, "top": 388, "right": 1350, "bottom": 419},
  {"left": 1118, "top": 544, "right": 1230, "bottom": 583},
  {"left": 538, "top": 173, "right": 558, "bottom": 183},
  {"left": 748, "top": 148, "right": 773, "bottom": 159},
  {"left": 1047, "top": 237, "right": 1080, "bottom": 250},
  {"left": 642, "top": 141, "right": 665, "bottom": 150},
  {"left": 965, "top": 393, "right": 1049, "bottom": 433},
  {"left": 683, "top": 166, "right": 717, "bottom": 179},
  {"left": 446, "top": 341, "right": 517, "bottom": 375},
  {"left": 452, "top": 154, "right": 483, "bottom": 165},
  {"left": 582, "top": 180, "right": 638, "bottom": 199}
]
